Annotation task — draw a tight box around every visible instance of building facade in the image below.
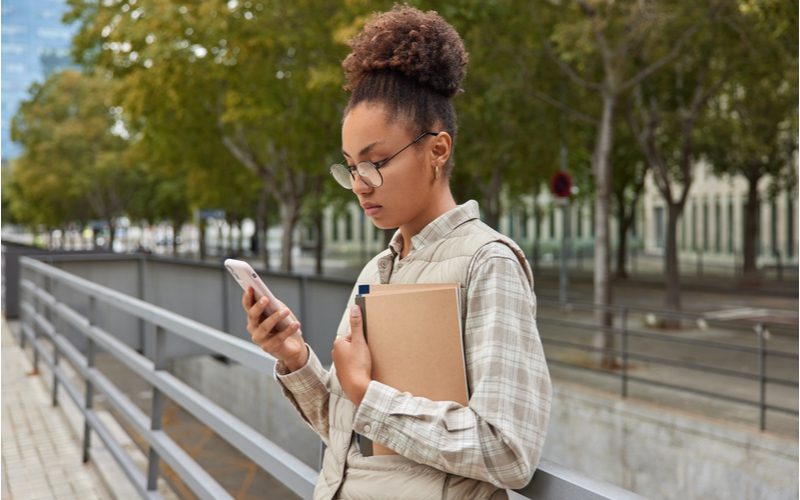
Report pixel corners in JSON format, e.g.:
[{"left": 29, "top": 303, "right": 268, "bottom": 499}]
[
  {"left": 309, "top": 164, "right": 798, "bottom": 270},
  {"left": 1, "top": 0, "right": 75, "bottom": 161},
  {"left": 642, "top": 160, "right": 798, "bottom": 266}
]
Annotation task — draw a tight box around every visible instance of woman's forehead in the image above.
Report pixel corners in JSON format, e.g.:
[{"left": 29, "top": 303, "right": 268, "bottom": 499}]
[{"left": 342, "top": 103, "right": 410, "bottom": 152}]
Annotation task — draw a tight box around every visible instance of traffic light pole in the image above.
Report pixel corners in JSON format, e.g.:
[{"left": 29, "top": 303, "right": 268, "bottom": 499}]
[
  {"left": 559, "top": 198, "right": 570, "bottom": 304},
  {"left": 558, "top": 114, "right": 570, "bottom": 304}
]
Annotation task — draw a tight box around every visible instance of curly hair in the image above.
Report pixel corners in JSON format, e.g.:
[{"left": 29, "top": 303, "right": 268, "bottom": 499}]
[{"left": 342, "top": 4, "right": 469, "bottom": 173}]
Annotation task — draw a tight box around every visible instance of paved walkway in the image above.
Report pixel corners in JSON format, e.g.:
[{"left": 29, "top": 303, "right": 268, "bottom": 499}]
[{"left": 1, "top": 317, "right": 109, "bottom": 499}]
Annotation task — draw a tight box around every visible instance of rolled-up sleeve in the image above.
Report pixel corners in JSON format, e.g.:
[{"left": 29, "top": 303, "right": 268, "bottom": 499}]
[
  {"left": 353, "top": 243, "right": 552, "bottom": 489},
  {"left": 275, "top": 346, "right": 332, "bottom": 443}
]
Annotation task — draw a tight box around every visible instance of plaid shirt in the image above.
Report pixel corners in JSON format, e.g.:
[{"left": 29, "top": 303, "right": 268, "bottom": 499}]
[{"left": 277, "top": 202, "right": 551, "bottom": 489}]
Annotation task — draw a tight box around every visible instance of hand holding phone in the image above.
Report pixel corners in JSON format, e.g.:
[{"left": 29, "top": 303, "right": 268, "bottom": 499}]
[{"left": 225, "top": 259, "right": 292, "bottom": 331}]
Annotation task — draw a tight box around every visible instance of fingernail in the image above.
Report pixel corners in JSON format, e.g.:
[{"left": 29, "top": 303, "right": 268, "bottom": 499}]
[
  {"left": 281, "top": 309, "right": 290, "bottom": 317},
  {"left": 259, "top": 297, "right": 267, "bottom": 305},
  {"left": 350, "top": 305, "right": 360, "bottom": 317}
]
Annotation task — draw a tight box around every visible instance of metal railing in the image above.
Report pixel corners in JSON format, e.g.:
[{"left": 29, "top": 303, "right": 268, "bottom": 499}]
[
  {"left": 18, "top": 256, "right": 317, "bottom": 499},
  {"left": 15, "top": 255, "right": 641, "bottom": 500},
  {"left": 536, "top": 298, "right": 798, "bottom": 432}
]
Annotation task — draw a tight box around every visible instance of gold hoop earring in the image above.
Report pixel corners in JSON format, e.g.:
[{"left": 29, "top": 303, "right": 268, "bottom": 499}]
[{"left": 434, "top": 166, "right": 440, "bottom": 180}]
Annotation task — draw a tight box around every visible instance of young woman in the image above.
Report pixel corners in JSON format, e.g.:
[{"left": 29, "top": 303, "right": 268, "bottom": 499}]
[{"left": 243, "top": 5, "right": 551, "bottom": 499}]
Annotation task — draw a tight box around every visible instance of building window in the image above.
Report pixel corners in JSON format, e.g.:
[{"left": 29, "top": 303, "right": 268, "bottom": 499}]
[
  {"left": 770, "top": 198, "right": 778, "bottom": 258},
  {"left": 703, "top": 200, "right": 709, "bottom": 251},
  {"left": 332, "top": 215, "right": 339, "bottom": 241},
  {"left": 521, "top": 209, "right": 529, "bottom": 240},
  {"left": 728, "top": 200, "right": 734, "bottom": 254},
  {"left": 680, "top": 205, "right": 687, "bottom": 249},
  {"left": 715, "top": 198, "right": 722, "bottom": 253},
  {"left": 787, "top": 195, "right": 795, "bottom": 259},
  {"left": 654, "top": 206, "right": 665, "bottom": 249},
  {"left": 692, "top": 201, "right": 698, "bottom": 250},
  {"left": 549, "top": 209, "right": 556, "bottom": 240},
  {"left": 344, "top": 212, "right": 353, "bottom": 241}
]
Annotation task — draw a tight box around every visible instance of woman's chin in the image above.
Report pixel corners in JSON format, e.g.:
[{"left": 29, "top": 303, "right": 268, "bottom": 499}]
[{"left": 370, "top": 217, "right": 396, "bottom": 231}]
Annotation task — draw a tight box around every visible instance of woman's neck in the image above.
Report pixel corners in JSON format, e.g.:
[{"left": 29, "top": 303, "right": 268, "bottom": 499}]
[{"left": 398, "top": 189, "right": 457, "bottom": 259}]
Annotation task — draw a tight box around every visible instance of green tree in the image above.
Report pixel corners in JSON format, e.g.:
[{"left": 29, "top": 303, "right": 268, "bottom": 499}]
[
  {"left": 10, "top": 70, "right": 142, "bottom": 249},
  {"left": 704, "top": 0, "right": 798, "bottom": 283},
  {"left": 67, "top": 0, "right": 359, "bottom": 271},
  {"left": 541, "top": 0, "right": 702, "bottom": 364}
]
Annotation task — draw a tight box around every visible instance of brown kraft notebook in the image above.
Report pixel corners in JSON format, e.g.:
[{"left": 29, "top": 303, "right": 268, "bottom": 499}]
[{"left": 355, "top": 283, "right": 468, "bottom": 456}]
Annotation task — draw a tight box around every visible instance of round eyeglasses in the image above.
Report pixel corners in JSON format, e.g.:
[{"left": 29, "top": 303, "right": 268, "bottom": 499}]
[{"left": 329, "top": 131, "right": 439, "bottom": 189}]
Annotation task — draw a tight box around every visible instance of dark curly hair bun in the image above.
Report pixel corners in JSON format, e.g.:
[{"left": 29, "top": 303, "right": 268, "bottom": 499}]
[{"left": 343, "top": 5, "right": 468, "bottom": 98}]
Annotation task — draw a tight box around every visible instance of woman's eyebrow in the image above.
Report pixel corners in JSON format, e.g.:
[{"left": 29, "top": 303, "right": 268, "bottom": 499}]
[{"left": 342, "top": 140, "right": 383, "bottom": 159}]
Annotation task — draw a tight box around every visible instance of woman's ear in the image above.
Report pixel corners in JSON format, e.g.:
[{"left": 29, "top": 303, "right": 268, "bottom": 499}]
[{"left": 429, "top": 132, "right": 452, "bottom": 173}]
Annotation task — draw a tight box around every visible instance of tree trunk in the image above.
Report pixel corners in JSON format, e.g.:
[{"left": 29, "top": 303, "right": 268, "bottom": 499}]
[
  {"left": 480, "top": 166, "right": 503, "bottom": 230},
  {"left": 172, "top": 221, "right": 183, "bottom": 255},
  {"left": 255, "top": 187, "right": 270, "bottom": 270},
  {"left": 263, "top": 209, "right": 271, "bottom": 270},
  {"left": 615, "top": 217, "right": 629, "bottom": 279},
  {"left": 664, "top": 203, "right": 682, "bottom": 313},
  {"left": 106, "top": 219, "right": 116, "bottom": 251},
  {"left": 614, "top": 192, "right": 630, "bottom": 279},
  {"left": 228, "top": 220, "right": 236, "bottom": 256},
  {"left": 532, "top": 206, "right": 542, "bottom": 274},
  {"left": 279, "top": 199, "right": 300, "bottom": 272},
  {"left": 743, "top": 174, "right": 761, "bottom": 283},
  {"left": 199, "top": 218, "right": 207, "bottom": 261},
  {"left": 314, "top": 208, "right": 324, "bottom": 275},
  {"left": 593, "top": 92, "right": 616, "bottom": 368}
]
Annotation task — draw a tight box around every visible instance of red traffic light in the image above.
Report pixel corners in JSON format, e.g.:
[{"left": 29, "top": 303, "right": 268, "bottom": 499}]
[{"left": 550, "top": 171, "right": 572, "bottom": 198}]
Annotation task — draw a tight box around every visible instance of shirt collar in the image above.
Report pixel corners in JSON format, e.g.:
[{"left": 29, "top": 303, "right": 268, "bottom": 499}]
[{"left": 388, "top": 200, "right": 480, "bottom": 256}]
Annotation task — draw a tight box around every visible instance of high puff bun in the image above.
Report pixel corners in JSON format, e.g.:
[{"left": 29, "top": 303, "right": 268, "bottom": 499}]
[{"left": 343, "top": 5, "right": 468, "bottom": 98}]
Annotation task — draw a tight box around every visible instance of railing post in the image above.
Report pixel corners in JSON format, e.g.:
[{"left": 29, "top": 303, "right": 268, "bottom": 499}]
[
  {"left": 621, "top": 308, "right": 629, "bottom": 398},
  {"left": 19, "top": 277, "right": 27, "bottom": 349},
  {"left": 137, "top": 255, "right": 146, "bottom": 354},
  {"left": 45, "top": 276, "right": 60, "bottom": 407},
  {"left": 83, "top": 296, "right": 97, "bottom": 463},
  {"left": 31, "top": 279, "right": 41, "bottom": 374},
  {"left": 755, "top": 323, "right": 768, "bottom": 431},
  {"left": 147, "top": 325, "right": 167, "bottom": 492}
]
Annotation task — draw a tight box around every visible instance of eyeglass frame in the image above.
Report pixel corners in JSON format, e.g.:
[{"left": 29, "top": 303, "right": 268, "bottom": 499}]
[{"left": 329, "top": 131, "right": 440, "bottom": 189}]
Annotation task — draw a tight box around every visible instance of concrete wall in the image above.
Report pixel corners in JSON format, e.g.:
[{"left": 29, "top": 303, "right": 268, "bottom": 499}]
[
  {"left": 170, "top": 355, "right": 322, "bottom": 471},
  {"left": 543, "top": 381, "right": 798, "bottom": 500},
  {"left": 170, "top": 355, "right": 798, "bottom": 500}
]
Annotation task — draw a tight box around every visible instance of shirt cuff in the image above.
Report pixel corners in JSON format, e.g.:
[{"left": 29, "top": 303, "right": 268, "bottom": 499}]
[
  {"left": 274, "top": 345, "right": 327, "bottom": 394},
  {"left": 353, "top": 380, "right": 398, "bottom": 445}
]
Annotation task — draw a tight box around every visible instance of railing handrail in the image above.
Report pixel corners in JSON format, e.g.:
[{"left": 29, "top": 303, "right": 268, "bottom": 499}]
[
  {"left": 16, "top": 255, "right": 647, "bottom": 500},
  {"left": 536, "top": 300, "right": 799, "bottom": 430},
  {"left": 19, "top": 256, "right": 318, "bottom": 499},
  {"left": 537, "top": 296, "right": 797, "bottom": 335}
]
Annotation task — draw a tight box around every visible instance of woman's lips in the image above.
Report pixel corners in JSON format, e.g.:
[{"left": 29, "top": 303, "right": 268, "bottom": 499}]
[{"left": 362, "top": 204, "right": 382, "bottom": 216}]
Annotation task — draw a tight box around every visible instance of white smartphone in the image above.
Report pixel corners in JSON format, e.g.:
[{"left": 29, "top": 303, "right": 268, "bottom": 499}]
[{"left": 224, "top": 258, "right": 293, "bottom": 331}]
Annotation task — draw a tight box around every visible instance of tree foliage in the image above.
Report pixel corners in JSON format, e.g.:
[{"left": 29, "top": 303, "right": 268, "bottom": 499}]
[{"left": 9, "top": 69, "right": 144, "bottom": 247}]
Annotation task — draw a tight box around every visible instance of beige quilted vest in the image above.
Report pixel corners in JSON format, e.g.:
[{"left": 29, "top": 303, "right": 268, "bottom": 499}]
[{"left": 315, "top": 211, "right": 533, "bottom": 500}]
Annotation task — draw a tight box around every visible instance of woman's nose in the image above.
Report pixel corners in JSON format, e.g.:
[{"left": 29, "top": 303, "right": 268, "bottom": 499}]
[{"left": 351, "top": 173, "right": 373, "bottom": 194}]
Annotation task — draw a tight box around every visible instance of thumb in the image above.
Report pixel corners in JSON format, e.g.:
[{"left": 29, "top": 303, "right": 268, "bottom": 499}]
[{"left": 349, "top": 304, "right": 364, "bottom": 342}]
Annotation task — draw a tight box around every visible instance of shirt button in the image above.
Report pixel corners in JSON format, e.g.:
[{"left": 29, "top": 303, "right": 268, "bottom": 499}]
[{"left": 364, "top": 424, "right": 372, "bottom": 433}]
